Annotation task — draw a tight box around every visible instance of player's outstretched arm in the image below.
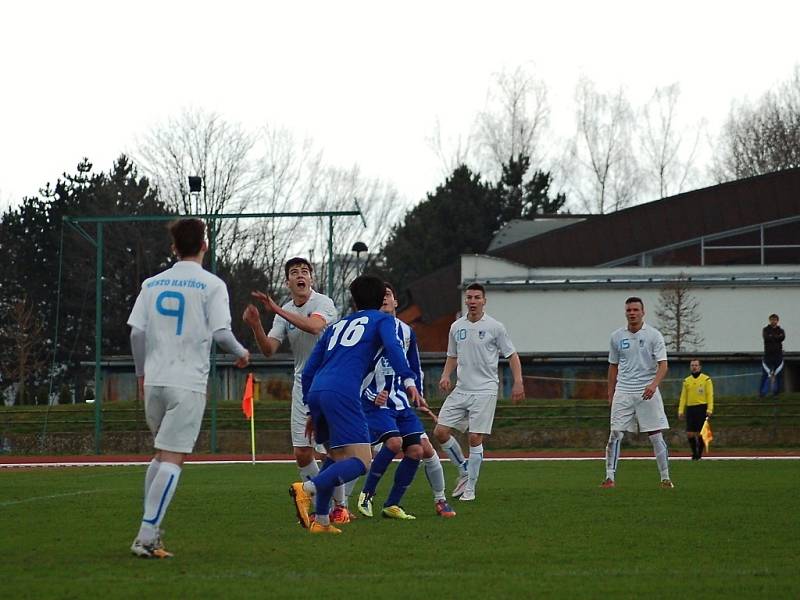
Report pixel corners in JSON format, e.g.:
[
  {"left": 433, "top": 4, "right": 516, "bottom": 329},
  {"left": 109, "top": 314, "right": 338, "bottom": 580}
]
[
  {"left": 243, "top": 304, "right": 281, "bottom": 357},
  {"left": 251, "top": 291, "right": 328, "bottom": 335}
]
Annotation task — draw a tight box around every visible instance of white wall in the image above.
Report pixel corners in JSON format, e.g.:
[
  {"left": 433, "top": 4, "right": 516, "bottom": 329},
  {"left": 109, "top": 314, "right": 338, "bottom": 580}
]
[{"left": 461, "top": 255, "right": 799, "bottom": 353}]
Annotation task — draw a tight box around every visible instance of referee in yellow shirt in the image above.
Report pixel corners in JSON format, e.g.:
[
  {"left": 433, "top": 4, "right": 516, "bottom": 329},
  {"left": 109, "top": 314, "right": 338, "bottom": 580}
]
[{"left": 678, "top": 359, "right": 714, "bottom": 460}]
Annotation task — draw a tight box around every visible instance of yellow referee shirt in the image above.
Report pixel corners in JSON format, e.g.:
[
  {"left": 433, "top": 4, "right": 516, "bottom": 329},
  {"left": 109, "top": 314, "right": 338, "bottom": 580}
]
[{"left": 678, "top": 373, "right": 714, "bottom": 415}]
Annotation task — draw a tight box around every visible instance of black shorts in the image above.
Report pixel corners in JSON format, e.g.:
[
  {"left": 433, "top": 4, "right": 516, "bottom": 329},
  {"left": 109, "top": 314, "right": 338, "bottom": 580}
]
[{"left": 686, "top": 404, "right": 708, "bottom": 433}]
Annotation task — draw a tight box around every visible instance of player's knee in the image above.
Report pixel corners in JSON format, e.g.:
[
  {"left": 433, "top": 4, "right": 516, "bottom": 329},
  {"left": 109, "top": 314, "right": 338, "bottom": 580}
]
[
  {"left": 433, "top": 424, "right": 449, "bottom": 443},
  {"left": 468, "top": 433, "right": 484, "bottom": 447},
  {"left": 294, "top": 446, "right": 314, "bottom": 466},
  {"left": 404, "top": 444, "right": 423, "bottom": 460},
  {"left": 420, "top": 437, "right": 435, "bottom": 458},
  {"left": 384, "top": 436, "right": 403, "bottom": 454},
  {"left": 402, "top": 433, "right": 422, "bottom": 451}
]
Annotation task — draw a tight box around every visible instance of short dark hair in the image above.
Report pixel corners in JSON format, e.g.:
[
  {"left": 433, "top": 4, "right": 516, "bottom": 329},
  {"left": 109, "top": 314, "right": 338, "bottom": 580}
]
[
  {"left": 384, "top": 281, "right": 397, "bottom": 298},
  {"left": 625, "top": 296, "right": 644, "bottom": 309},
  {"left": 465, "top": 282, "right": 485, "bottom": 296},
  {"left": 284, "top": 257, "right": 313, "bottom": 279},
  {"left": 169, "top": 218, "right": 206, "bottom": 258},
  {"left": 769, "top": 313, "right": 779, "bottom": 320},
  {"left": 350, "top": 275, "right": 385, "bottom": 311}
]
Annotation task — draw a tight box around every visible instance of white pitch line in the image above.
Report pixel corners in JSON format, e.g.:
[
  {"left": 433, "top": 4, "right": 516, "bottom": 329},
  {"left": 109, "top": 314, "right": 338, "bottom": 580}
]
[
  {"left": 1, "top": 455, "right": 798, "bottom": 469},
  {"left": 0, "top": 489, "right": 107, "bottom": 507}
]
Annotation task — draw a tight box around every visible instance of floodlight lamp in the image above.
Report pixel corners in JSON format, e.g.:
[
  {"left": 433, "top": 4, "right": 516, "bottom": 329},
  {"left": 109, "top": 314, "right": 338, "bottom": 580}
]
[{"left": 188, "top": 176, "right": 202, "bottom": 193}]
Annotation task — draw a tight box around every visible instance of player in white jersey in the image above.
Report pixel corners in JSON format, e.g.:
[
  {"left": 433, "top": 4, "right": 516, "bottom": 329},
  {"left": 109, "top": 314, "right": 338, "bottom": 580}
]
[
  {"left": 127, "top": 218, "right": 250, "bottom": 558},
  {"left": 242, "top": 257, "right": 351, "bottom": 520},
  {"left": 434, "top": 283, "right": 524, "bottom": 501},
  {"left": 601, "top": 296, "right": 673, "bottom": 489}
]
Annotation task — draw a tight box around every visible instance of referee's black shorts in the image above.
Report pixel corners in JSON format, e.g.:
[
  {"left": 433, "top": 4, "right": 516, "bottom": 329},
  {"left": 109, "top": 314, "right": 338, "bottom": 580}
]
[{"left": 686, "top": 404, "right": 708, "bottom": 432}]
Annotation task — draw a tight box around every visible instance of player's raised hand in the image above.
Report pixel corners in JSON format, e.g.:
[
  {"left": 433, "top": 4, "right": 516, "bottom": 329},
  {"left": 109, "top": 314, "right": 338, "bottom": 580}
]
[
  {"left": 234, "top": 350, "right": 250, "bottom": 368},
  {"left": 251, "top": 291, "right": 280, "bottom": 314},
  {"left": 438, "top": 376, "right": 452, "bottom": 394},
  {"left": 243, "top": 304, "right": 260, "bottom": 327}
]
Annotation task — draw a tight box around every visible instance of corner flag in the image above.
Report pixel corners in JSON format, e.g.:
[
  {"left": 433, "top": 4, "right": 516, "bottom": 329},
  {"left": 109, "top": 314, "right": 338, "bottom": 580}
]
[
  {"left": 242, "top": 373, "right": 254, "bottom": 418},
  {"left": 700, "top": 417, "right": 713, "bottom": 452},
  {"left": 242, "top": 373, "right": 256, "bottom": 463}
]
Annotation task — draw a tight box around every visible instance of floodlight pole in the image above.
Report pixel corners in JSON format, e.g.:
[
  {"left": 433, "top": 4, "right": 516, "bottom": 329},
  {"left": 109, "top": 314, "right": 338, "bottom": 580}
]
[
  {"left": 327, "top": 216, "right": 334, "bottom": 296},
  {"left": 94, "top": 223, "right": 103, "bottom": 454}
]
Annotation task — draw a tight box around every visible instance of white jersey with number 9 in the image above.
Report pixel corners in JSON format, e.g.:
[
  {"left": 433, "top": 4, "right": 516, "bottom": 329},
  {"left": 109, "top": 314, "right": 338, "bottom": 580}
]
[{"left": 127, "top": 261, "right": 233, "bottom": 393}]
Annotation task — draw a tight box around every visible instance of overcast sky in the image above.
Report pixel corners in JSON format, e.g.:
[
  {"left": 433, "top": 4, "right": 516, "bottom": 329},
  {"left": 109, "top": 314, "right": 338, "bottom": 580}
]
[{"left": 2, "top": 0, "right": 799, "bottom": 213}]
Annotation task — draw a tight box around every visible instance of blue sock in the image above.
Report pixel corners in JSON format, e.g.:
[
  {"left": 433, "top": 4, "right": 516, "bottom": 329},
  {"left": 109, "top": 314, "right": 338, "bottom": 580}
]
[
  {"left": 385, "top": 457, "right": 420, "bottom": 507},
  {"left": 313, "top": 457, "right": 367, "bottom": 516},
  {"left": 362, "top": 445, "right": 395, "bottom": 496}
]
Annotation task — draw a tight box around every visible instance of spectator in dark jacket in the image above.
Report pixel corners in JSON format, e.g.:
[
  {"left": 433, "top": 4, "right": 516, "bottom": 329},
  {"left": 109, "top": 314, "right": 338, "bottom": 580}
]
[{"left": 760, "top": 314, "right": 786, "bottom": 397}]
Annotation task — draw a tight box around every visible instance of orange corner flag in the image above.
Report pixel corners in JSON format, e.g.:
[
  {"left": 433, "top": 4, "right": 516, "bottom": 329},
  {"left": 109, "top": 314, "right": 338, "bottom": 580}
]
[
  {"left": 700, "top": 417, "right": 713, "bottom": 452},
  {"left": 242, "top": 373, "right": 254, "bottom": 419}
]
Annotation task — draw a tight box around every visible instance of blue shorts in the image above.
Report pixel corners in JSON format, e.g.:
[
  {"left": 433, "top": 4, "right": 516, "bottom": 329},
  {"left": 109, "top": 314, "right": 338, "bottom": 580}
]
[
  {"left": 363, "top": 403, "right": 425, "bottom": 445},
  {"left": 306, "top": 389, "right": 370, "bottom": 449}
]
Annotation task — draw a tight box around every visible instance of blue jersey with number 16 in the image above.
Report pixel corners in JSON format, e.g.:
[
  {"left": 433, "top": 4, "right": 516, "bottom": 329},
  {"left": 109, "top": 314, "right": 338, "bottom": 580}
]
[{"left": 302, "top": 309, "right": 416, "bottom": 401}]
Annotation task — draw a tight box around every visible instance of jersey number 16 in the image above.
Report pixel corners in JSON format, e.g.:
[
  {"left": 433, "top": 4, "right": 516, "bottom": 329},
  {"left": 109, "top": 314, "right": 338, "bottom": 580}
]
[{"left": 327, "top": 316, "right": 368, "bottom": 350}]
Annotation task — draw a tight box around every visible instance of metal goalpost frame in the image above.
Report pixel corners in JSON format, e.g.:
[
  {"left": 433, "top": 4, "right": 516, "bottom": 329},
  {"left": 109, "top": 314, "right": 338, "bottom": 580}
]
[{"left": 60, "top": 209, "right": 365, "bottom": 454}]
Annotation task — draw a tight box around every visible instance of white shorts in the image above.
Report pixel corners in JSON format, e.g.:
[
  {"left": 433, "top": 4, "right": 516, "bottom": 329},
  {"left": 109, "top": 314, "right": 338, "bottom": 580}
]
[
  {"left": 610, "top": 389, "right": 670, "bottom": 434},
  {"left": 291, "top": 382, "right": 326, "bottom": 452},
  {"left": 437, "top": 390, "right": 498, "bottom": 435},
  {"left": 145, "top": 386, "right": 206, "bottom": 454}
]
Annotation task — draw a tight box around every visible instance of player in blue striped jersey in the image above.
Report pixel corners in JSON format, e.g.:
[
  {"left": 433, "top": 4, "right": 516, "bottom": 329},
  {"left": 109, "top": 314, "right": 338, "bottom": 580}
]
[
  {"left": 357, "top": 283, "right": 456, "bottom": 520},
  {"left": 289, "top": 275, "right": 423, "bottom": 534}
]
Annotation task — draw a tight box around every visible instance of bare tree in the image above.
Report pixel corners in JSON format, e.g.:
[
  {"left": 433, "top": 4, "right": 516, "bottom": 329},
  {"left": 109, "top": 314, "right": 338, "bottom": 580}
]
[
  {"left": 427, "top": 117, "right": 474, "bottom": 181},
  {"left": 569, "top": 78, "right": 640, "bottom": 213},
  {"left": 427, "top": 65, "right": 551, "bottom": 185},
  {"left": 135, "top": 108, "right": 260, "bottom": 257},
  {"left": 0, "top": 295, "right": 46, "bottom": 404},
  {"left": 713, "top": 65, "right": 800, "bottom": 181},
  {"left": 309, "top": 166, "right": 405, "bottom": 310},
  {"left": 476, "top": 66, "right": 550, "bottom": 179},
  {"left": 655, "top": 274, "right": 704, "bottom": 352},
  {"left": 238, "top": 125, "right": 325, "bottom": 293},
  {"left": 638, "top": 84, "right": 705, "bottom": 199}
]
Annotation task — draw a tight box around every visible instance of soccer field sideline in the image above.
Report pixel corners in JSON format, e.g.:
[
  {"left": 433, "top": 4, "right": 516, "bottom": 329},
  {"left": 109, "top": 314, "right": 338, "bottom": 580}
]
[{"left": 2, "top": 452, "right": 799, "bottom": 468}]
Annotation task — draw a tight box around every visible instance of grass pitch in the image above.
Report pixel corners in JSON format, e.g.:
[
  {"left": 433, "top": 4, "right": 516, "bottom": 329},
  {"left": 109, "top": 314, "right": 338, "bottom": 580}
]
[{"left": 1, "top": 459, "right": 797, "bottom": 599}]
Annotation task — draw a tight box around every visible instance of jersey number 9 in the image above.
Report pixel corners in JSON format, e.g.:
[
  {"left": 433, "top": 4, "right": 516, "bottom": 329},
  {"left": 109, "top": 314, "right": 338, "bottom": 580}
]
[{"left": 156, "top": 291, "right": 185, "bottom": 335}]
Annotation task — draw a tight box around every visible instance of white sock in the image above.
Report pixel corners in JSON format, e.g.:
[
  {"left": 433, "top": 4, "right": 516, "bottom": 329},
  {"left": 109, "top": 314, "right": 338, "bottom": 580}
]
[
  {"left": 649, "top": 432, "right": 670, "bottom": 480},
  {"left": 298, "top": 460, "right": 320, "bottom": 482},
  {"left": 344, "top": 477, "right": 357, "bottom": 501},
  {"left": 423, "top": 454, "right": 446, "bottom": 501},
  {"left": 302, "top": 480, "right": 316, "bottom": 495},
  {"left": 441, "top": 436, "right": 468, "bottom": 473},
  {"left": 333, "top": 484, "right": 346, "bottom": 506},
  {"left": 605, "top": 431, "right": 624, "bottom": 480},
  {"left": 143, "top": 458, "right": 161, "bottom": 511},
  {"left": 137, "top": 461, "right": 181, "bottom": 543},
  {"left": 466, "top": 444, "right": 484, "bottom": 490}
]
